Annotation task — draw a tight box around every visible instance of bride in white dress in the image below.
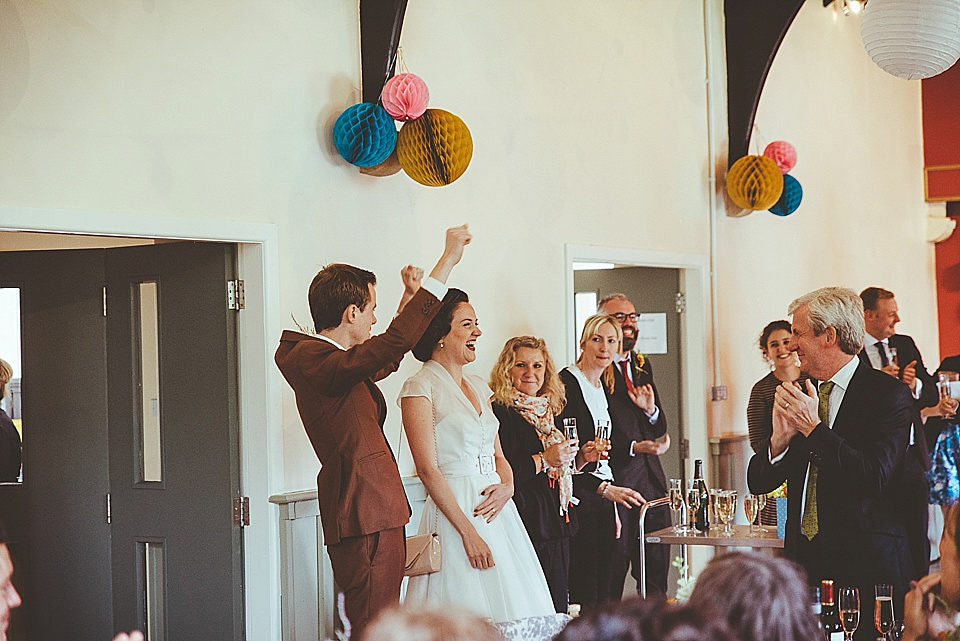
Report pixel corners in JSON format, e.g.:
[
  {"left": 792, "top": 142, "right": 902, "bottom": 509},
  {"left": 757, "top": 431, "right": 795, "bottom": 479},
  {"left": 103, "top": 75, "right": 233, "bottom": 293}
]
[{"left": 399, "top": 289, "right": 554, "bottom": 623}]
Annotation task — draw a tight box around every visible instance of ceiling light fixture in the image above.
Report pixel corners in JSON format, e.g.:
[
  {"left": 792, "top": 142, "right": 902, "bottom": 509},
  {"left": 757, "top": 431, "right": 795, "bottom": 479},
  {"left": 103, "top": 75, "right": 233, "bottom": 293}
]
[{"left": 823, "top": 0, "right": 866, "bottom": 16}]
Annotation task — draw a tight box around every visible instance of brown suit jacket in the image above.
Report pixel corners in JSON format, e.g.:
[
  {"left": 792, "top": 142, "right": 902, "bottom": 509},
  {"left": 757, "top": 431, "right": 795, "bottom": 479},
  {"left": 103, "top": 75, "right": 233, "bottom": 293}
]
[{"left": 275, "top": 288, "right": 442, "bottom": 544}]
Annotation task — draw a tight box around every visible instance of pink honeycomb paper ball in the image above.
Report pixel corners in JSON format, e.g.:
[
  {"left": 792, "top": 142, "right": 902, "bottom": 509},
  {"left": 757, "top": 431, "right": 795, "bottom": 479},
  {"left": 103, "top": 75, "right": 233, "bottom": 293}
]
[
  {"left": 380, "top": 73, "right": 430, "bottom": 122},
  {"left": 763, "top": 141, "right": 797, "bottom": 174}
]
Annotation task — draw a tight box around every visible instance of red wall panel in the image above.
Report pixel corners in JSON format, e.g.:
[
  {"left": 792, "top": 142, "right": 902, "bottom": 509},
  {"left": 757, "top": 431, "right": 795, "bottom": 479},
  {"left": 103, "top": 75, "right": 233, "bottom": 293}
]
[
  {"left": 922, "top": 65, "right": 960, "bottom": 201},
  {"left": 936, "top": 226, "right": 960, "bottom": 359}
]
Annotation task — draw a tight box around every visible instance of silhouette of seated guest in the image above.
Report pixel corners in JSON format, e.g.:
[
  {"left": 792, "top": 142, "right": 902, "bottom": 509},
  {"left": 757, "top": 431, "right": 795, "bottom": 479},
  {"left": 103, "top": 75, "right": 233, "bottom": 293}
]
[
  {"left": 0, "top": 359, "right": 21, "bottom": 483},
  {"left": 554, "top": 597, "right": 736, "bottom": 641},
  {"left": 360, "top": 605, "right": 503, "bottom": 641},
  {"left": 689, "top": 551, "right": 822, "bottom": 641}
]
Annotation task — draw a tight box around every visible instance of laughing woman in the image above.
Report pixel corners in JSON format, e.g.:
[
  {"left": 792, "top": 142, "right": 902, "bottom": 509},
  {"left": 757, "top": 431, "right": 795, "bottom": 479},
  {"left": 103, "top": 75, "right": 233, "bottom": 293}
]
[
  {"left": 400, "top": 290, "right": 554, "bottom": 623},
  {"left": 557, "top": 314, "right": 645, "bottom": 610}
]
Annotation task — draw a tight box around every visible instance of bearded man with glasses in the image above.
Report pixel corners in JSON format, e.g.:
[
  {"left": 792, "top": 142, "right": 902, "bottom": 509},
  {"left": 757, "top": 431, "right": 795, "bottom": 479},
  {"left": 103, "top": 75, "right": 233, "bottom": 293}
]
[{"left": 597, "top": 293, "right": 671, "bottom": 598}]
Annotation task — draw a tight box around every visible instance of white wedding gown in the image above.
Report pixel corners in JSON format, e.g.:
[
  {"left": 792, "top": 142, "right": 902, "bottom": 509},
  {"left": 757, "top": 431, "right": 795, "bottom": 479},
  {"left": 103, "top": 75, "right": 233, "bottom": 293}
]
[{"left": 400, "top": 360, "right": 555, "bottom": 623}]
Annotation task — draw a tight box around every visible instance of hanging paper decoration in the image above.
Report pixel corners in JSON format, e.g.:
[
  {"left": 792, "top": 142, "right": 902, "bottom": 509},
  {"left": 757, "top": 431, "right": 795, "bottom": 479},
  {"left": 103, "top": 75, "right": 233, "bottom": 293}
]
[
  {"left": 396, "top": 109, "right": 473, "bottom": 186},
  {"left": 727, "top": 155, "right": 784, "bottom": 211},
  {"left": 381, "top": 73, "right": 430, "bottom": 121},
  {"left": 358, "top": 149, "right": 403, "bottom": 177},
  {"left": 768, "top": 174, "right": 803, "bottom": 216},
  {"left": 861, "top": 0, "right": 960, "bottom": 80},
  {"left": 763, "top": 141, "right": 797, "bottom": 173},
  {"left": 333, "top": 103, "right": 398, "bottom": 168}
]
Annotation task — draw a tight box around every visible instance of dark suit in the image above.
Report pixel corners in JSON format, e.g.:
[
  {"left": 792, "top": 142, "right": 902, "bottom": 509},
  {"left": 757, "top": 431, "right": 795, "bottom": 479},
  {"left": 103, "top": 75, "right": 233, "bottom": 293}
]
[
  {"left": 747, "top": 359, "right": 913, "bottom": 641},
  {"left": 275, "top": 288, "right": 441, "bottom": 633},
  {"left": 858, "top": 333, "right": 935, "bottom": 579},
  {"left": 605, "top": 355, "right": 670, "bottom": 597}
]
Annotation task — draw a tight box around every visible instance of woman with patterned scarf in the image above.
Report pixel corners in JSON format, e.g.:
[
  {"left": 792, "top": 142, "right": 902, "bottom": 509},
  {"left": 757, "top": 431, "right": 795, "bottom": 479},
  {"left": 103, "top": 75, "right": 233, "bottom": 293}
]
[{"left": 491, "top": 336, "right": 589, "bottom": 614}]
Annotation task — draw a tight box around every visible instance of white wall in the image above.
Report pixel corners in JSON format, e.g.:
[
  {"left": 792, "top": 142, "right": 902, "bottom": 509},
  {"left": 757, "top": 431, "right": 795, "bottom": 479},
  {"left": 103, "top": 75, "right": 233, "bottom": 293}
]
[
  {"left": 0, "top": 1, "right": 938, "bottom": 491},
  {"left": 715, "top": 2, "right": 938, "bottom": 435}
]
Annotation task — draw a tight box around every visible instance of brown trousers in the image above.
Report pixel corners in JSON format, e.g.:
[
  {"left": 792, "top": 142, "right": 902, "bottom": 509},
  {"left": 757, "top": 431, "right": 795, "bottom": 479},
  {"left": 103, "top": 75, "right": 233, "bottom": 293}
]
[{"left": 326, "top": 526, "right": 405, "bottom": 636}]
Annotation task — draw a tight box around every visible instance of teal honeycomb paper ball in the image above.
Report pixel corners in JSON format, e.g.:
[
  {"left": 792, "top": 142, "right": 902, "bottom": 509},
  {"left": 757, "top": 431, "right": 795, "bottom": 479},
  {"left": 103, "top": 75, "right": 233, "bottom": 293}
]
[
  {"left": 333, "top": 103, "right": 397, "bottom": 168},
  {"left": 769, "top": 174, "right": 802, "bottom": 216}
]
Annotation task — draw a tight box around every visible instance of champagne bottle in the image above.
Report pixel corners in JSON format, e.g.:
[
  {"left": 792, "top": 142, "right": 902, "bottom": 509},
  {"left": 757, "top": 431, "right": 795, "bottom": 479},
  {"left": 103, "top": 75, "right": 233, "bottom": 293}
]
[
  {"left": 820, "top": 580, "right": 845, "bottom": 641},
  {"left": 693, "top": 459, "right": 709, "bottom": 532},
  {"left": 811, "top": 586, "right": 825, "bottom": 640}
]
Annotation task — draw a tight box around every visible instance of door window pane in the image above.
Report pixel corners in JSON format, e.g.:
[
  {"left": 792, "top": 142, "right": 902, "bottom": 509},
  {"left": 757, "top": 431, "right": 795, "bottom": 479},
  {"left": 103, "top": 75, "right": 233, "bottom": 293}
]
[
  {"left": 138, "top": 540, "right": 166, "bottom": 641},
  {"left": 0, "top": 287, "right": 23, "bottom": 484},
  {"left": 135, "top": 282, "right": 162, "bottom": 483}
]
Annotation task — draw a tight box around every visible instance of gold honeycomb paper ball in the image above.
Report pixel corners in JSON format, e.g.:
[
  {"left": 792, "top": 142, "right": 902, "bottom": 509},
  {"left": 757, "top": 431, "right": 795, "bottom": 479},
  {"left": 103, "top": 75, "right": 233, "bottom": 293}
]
[
  {"left": 396, "top": 109, "right": 473, "bottom": 187},
  {"left": 727, "top": 155, "right": 784, "bottom": 211}
]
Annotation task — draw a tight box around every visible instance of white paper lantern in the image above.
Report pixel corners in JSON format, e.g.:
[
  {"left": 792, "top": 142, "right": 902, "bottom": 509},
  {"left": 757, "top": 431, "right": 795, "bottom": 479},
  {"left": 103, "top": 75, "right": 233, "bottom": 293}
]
[{"left": 861, "top": 0, "right": 960, "bottom": 80}]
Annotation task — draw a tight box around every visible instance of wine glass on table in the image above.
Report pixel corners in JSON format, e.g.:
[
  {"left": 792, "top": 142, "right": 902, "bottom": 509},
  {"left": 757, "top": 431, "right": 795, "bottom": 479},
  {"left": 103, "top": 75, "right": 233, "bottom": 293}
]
[
  {"left": 755, "top": 491, "right": 768, "bottom": 532},
  {"left": 562, "top": 418, "right": 580, "bottom": 474},
  {"left": 839, "top": 586, "right": 860, "bottom": 641},
  {"left": 743, "top": 493, "right": 760, "bottom": 536},
  {"left": 669, "top": 479, "right": 687, "bottom": 534},
  {"left": 721, "top": 490, "right": 737, "bottom": 536},
  {"left": 685, "top": 479, "right": 701, "bottom": 534},
  {"left": 875, "top": 583, "right": 894, "bottom": 641},
  {"left": 708, "top": 488, "right": 719, "bottom": 531}
]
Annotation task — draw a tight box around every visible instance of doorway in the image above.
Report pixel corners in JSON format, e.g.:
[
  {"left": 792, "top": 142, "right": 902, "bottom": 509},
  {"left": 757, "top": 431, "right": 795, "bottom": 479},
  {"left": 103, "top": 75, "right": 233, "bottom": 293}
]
[
  {"left": 0, "top": 208, "right": 282, "bottom": 638},
  {"left": 565, "top": 244, "right": 710, "bottom": 599},
  {"left": 573, "top": 266, "right": 684, "bottom": 483},
  {"left": 0, "top": 240, "right": 244, "bottom": 640}
]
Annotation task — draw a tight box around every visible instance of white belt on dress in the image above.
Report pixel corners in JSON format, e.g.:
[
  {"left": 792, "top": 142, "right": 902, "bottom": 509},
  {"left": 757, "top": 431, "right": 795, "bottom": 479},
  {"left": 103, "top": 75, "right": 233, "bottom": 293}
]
[{"left": 438, "top": 455, "right": 496, "bottom": 478}]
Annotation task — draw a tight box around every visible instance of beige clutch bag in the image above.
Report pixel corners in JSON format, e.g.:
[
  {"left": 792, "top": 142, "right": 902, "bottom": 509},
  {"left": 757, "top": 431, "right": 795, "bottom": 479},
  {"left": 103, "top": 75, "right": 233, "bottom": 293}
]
[{"left": 404, "top": 532, "right": 441, "bottom": 576}]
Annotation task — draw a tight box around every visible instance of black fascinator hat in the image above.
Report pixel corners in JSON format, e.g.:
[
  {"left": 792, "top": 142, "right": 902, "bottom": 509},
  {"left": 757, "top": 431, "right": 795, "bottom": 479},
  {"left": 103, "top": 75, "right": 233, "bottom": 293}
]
[{"left": 412, "top": 288, "right": 469, "bottom": 362}]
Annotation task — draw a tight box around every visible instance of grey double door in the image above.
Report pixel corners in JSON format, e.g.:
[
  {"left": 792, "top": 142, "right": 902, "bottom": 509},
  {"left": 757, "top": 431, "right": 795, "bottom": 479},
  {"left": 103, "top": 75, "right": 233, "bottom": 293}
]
[{"left": 0, "top": 242, "right": 243, "bottom": 640}]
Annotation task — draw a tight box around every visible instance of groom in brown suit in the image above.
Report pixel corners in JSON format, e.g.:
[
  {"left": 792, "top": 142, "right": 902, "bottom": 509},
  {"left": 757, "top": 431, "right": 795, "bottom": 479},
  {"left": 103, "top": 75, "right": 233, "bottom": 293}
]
[{"left": 275, "top": 226, "right": 471, "bottom": 634}]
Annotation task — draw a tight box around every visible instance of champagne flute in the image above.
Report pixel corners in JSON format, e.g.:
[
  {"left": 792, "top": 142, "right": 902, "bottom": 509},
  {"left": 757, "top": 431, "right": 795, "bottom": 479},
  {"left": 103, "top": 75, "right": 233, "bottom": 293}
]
[
  {"left": 708, "top": 488, "right": 719, "bottom": 531},
  {"left": 839, "top": 587, "right": 860, "bottom": 641},
  {"left": 669, "top": 479, "right": 686, "bottom": 533},
  {"left": 685, "top": 479, "right": 700, "bottom": 534},
  {"left": 595, "top": 420, "right": 611, "bottom": 460},
  {"left": 875, "top": 583, "right": 894, "bottom": 640},
  {"left": 755, "top": 491, "right": 768, "bottom": 532},
  {"left": 888, "top": 346, "right": 898, "bottom": 368},
  {"left": 563, "top": 418, "right": 581, "bottom": 474},
  {"left": 723, "top": 490, "right": 737, "bottom": 536},
  {"left": 714, "top": 490, "right": 729, "bottom": 536},
  {"left": 743, "top": 494, "right": 760, "bottom": 536},
  {"left": 939, "top": 372, "right": 959, "bottom": 419}
]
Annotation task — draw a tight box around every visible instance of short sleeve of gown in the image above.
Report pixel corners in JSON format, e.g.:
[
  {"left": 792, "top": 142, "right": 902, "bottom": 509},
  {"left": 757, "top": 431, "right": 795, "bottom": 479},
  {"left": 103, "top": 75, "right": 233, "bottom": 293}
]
[{"left": 398, "top": 372, "right": 433, "bottom": 406}]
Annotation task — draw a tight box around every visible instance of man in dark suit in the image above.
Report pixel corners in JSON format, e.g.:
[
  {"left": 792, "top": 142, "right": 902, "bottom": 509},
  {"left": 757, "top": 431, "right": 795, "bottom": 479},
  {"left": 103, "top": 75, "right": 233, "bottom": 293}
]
[
  {"left": 748, "top": 287, "right": 913, "bottom": 641},
  {"left": 859, "top": 287, "right": 938, "bottom": 579},
  {"left": 275, "top": 226, "right": 470, "bottom": 634},
  {"left": 598, "top": 294, "right": 671, "bottom": 598}
]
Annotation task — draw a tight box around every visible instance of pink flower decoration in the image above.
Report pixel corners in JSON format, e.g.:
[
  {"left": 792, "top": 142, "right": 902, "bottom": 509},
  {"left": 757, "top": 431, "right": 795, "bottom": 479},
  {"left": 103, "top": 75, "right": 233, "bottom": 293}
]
[
  {"left": 380, "top": 73, "right": 430, "bottom": 122},
  {"left": 763, "top": 141, "right": 797, "bottom": 174}
]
